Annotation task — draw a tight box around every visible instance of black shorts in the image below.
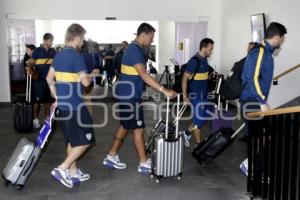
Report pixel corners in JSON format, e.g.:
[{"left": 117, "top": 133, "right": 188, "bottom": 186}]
[
  {"left": 57, "top": 106, "right": 95, "bottom": 147},
  {"left": 118, "top": 101, "right": 145, "bottom": 130},
  {"left": 33, "top": 79, "right": 54, "bottom": 103}
]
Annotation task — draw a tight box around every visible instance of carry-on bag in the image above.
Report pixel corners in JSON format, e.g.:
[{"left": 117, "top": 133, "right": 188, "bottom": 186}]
[
  {"left": 3, "top": 107, "right": 56, "bottom": 189},
  {"left": 192, "top": 123, "right": 245, "bottom": 165},
  {"left": 14, "top": 74, "right": 33, "bottom": 133},
  {"left": 150, "top": 95, "right": 184, "bottom": 183}
]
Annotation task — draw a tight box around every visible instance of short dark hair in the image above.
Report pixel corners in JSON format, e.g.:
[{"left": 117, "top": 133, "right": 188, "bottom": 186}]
[
  {"left": 65, "top": 23, "right": 86, "bottom": 42},
  {"left": 265, "top": 22, "right": 287, "bottom": 39},
  {"left": 25, "top": 44, "right": 36, "bottom": 50},
  {"left": 43, "top": 33, "right": 54, "bottom": 41},
  {"left": 199, "top": 38, "right": 214, "bottom": 50},
  {"left": 137, "top": 23, "right": 156, "bottom": 36}
]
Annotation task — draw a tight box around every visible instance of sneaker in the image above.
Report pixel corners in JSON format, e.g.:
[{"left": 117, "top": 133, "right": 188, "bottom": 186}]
[
  {"left": 51, "top": 166, "right": 73, "bottom": 188},
  {"left": 240, "top": 158, "right": 248, "bottom": 176},
  {"left": 33, "top": 118, "right": 41, "bottom": 129},
  {"left": 183, "top": 129, "right": 192, "bottom": 147},
  {"left": 71, "top": 168, "right": 90, "bottom": 183},
  {"left": 138, "top": 158, "right": 151, "bottom": 175},
  {"left": 102, "top": 154, "right": 127, "bottom": 169}
]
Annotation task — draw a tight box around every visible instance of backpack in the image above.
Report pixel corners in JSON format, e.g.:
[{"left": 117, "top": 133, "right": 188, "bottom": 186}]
[
  {"left": 174, "top": 55, "right": 201, "bottom": 93},
  {"left": 220, "top": 44, "right": 265, "bottom": 100}
]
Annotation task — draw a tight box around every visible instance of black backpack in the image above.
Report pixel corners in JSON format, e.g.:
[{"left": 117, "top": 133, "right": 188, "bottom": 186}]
[
  {"left": 220, "top": 44, "right": 265, "bottom": 100},
  {"left": 175, "top": 55, "right": 201, "bottom": 93}
]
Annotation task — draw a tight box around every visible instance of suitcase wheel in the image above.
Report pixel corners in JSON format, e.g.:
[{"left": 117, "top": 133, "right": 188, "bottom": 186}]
[
  {"left": 177, "top": 176, "right": 182, "bottom": 181},
  {"left": 16, "top": 184, "right": 24, "bottom": 190},
  {"left": 155, "top": 179, "right": 160, "bottom": 184},
  {"left": 2, "top": 175, "right": 10, "bottom": 187},
  {"left": 150, "top": 174, "right": 154, "bottom": 179}
]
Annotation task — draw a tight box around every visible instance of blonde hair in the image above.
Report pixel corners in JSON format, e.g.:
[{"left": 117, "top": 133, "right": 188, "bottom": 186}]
[{"left": 65, "top": 23, "right": 86, "bottom": 43}]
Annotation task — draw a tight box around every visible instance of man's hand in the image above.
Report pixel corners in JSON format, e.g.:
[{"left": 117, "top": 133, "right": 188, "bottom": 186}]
[
  {"left": 260, "top": 104, "right": 271, "bottom": 112},
  {"left": 92, "top": 68, "right": 100, "bottom": 75},
  {"left": 183, "top": 95, "right": 190, "bottom": 106},
  {"left": 162, "top": 88, "right": 177, "bottom": 98}
]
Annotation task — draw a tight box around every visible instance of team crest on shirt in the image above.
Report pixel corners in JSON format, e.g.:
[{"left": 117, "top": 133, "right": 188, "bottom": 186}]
[
  {"left": 137, "top": 120, "right": 143, "bottom": 126},
  {"left": 85, "top": 133, "right": 92, "bottom": 141}
]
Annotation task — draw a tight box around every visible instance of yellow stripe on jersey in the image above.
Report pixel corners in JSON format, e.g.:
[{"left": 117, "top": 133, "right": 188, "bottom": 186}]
[
  {"left": 35, "top": 58, "right": 53, "bottom": 65},
  {"left": 55, "top": 72, "right": 81, "bottom": 82},
  {"left": 192, "top": 72, "right": 209, "bottom": 80},
  {"left": 121, "top": 64, "right": 139, "bottom": 75},
  {"left": 254, "top": 47, "right": 266, "bottom": 100}
]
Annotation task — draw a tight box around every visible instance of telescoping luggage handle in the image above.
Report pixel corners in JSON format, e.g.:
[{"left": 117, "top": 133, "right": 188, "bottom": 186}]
[
  {"left": 230, "top": 123, "right": 245, "bottom": 139},
  {"left": 165, "top": 94, "right": 183, "bottom": 140},
  {"left": 25, "top": 74, "right": 32, "bottom": 103}
]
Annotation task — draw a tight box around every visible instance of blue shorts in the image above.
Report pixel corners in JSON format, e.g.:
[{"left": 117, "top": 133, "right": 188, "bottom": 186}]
[
  {"left": 33, "top": 79, "right": 55, "bottom": 103},
  {"left": 118, "top": 101, "right": 145, "bottom": 130},
  {"left": 190, "top": 99, "right": 210, "bottom": 129},
  {"left": 57, "top": 106, "right": 95, "bottom": 147}
]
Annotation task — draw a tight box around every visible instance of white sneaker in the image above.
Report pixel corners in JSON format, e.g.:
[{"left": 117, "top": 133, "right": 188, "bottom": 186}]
[
  {"left": 33, "top": 118, "right": 40, "bottom": 129},
  {"left": 183, "top": 130, "right": 192, "bottom": 147},
  {"left": 51, "top": 166, "right": 73, "bottom": 188},
  {"left": 71, "top": 168, "right": 90, "bottom": 183},
  {"left": 138, "top": 158, "right": 151, "bottom": 175},
  {"left": 102, "top": 154, "right": 127, "bottom": 169}
]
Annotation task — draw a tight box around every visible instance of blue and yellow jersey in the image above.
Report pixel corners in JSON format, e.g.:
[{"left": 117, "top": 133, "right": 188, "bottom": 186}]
[
  {"left": 240, "top": 41, "right": 275, "bottom": 104},
  {"left": 116, "top": 42, "right": 146, "bottom": 101},
  {"left": 52, "top": 46, "right": 87, "bottom": 110},
  {"left": 184, "top": 54, "right": 209, "bottom": 99},
  {"left": 32, "top": 47, "right": 56, "bottom": 79}
]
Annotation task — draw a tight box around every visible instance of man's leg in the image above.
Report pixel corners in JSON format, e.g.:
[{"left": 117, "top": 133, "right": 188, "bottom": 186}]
[
  {"left": 60, "top": 144, "right": 90, "bottom": 171},
  {"left": 108, "top": 125, "right": 128, "bottom": 156},
  {"left": 193, "top": 128, "right": 201, "bottom": 144},
  {"left": 132, "top": 128, "right": 147, "bottom": 162},
  {"left": 44, "top": 103, "right": 51, "bottom": 119},
  {"left": 103, "top": 125, "right": 128, "bottom": 169}
]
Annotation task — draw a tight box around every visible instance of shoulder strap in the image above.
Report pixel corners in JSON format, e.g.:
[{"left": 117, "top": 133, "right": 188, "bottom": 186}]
[{"left": 190, "top": 55, "right": 202, "bottom": 80}]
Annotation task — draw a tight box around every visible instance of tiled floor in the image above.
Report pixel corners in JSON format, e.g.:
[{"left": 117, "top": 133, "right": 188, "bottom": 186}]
[{"left": 0, "top": 87, "right": 250, "bottom": 200}]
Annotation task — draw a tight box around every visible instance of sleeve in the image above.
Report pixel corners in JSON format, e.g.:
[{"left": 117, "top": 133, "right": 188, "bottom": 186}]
[
  {"left": 75, "top": 54, "right": 87, "bottom": 73},
  {"left": 184, "top": 58, "right": 198, "bottom": 74},
  {"left": 245, "top": 48, "right": 267, "bottom": 104},
  {"left": 132, "top": 48, "right": 146, "bottom": 66},
  {"left": 31, "top": 49, "right": 38, "bottom": 60}
]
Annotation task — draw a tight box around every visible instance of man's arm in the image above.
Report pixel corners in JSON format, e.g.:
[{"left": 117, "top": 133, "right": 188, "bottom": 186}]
[
  {"left": 182, "top": 72, "right": 192, "bottom": 105},
  {"left": 135, "top": 64, "right": 176, "bottom": 97},
  {"left": 46, "top": 67, "right": 57, "bottom": 100},
  {"left": 79, "top": 69, "right": 100, "bottom": 87}
]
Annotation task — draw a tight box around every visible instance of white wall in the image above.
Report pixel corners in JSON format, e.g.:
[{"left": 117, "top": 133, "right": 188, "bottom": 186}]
[
  {"left": 220, "top": 0, "right": 300, "bottom": 108},
  {"left": 158, "top": 21, "right": 175, "bottom": 74},
  {"left": 0, "top": 0, "right": 222, "bottom": 102},
  {"left": 0, "top": 2, "right": 11, "bottom": 102}
]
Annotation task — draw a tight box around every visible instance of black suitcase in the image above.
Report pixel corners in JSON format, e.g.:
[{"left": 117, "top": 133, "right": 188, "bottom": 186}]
[
  {"left": 14, "top": 75, "right": 33, "bottom": 133},
  {"left": 192, "top": 123, "right": 245, "bottom": 165}
]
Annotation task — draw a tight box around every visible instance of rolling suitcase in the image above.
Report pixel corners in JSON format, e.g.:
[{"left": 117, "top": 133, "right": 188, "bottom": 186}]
[
  {"left": 145, "top": 103, "right": 186, "bottom": 153},
  {"left": 14, "top": 74, "right": 33, "bottom": 133},
  {"left": 192, "top": 123, "right": 245, "bottom": 165},
  {"left": 3, "top": 107, "right": 56, "bottom": 189},
  {"left": 150, "top": 95, "right": 184, "bottom": 183}
]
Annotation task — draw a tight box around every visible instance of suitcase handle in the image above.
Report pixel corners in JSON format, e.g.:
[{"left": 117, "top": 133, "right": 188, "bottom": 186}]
[
  {"left": 230, "top": 123, "right": 245, "bottom": 139},
  {"left": 25, "top": 74, "right": 32, "bottom": 103},
  {"left": 165, "top": 94, "right": 182, "bottom": 140}
]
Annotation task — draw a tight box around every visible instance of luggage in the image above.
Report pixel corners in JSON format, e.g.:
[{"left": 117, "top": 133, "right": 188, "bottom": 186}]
[
  {"left": 211, "top": 95, "right": 234, "bottom": 133},
  {"left": 14, "top": 75, "right": 33, "bottom": 133},
  {"left": 150, "top": 95, "right": 184, "bottom": 183},
  {"left": 145, "top": 102, "right": 186, "bottom": 153},
  {"left": 3, "top": 107, "right": 56, "bottom": 189},
  {"left": 192, "top": 123, "right": 245, "bottom": 165}
]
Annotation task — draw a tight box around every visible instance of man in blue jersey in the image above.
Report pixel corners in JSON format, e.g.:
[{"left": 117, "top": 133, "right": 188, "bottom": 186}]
[
  {"left": 102, "top": 23, "right": 177, "bottom": 175},
  {"left": 181, "top": 38, "right": 214, "bottom": 147},
  {"left": 46, "top": 23, "right": 99, "bottom": 188},
  {"left": 240, "top": 22, "right": 287, "bottom": 138},
  {"left": 27, "top": 33, "right": 56, "bottom": 129}
]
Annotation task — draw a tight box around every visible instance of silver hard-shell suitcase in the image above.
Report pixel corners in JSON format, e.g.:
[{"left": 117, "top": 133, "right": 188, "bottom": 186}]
[
  {"left": 150, "top": 95, "right": 184, "bottom": 183},
  {"left": 3, "top": 107, "right": 56, "bottom": 189}
]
